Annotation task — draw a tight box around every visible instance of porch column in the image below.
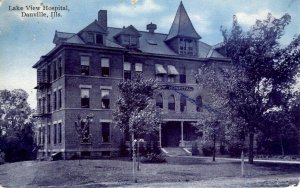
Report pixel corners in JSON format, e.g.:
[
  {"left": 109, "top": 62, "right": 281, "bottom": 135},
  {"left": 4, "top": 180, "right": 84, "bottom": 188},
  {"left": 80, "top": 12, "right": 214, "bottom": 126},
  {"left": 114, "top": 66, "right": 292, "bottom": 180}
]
[{"left": 179, "top": 121, "right": 184, "bottom": 147}]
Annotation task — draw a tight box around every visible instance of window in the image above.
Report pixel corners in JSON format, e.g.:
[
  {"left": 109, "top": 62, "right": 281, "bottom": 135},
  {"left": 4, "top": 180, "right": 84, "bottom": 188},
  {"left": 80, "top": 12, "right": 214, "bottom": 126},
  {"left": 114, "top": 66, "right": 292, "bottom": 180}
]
[
  {"left": 47, "top": 65, "right": 51, "bottom": 82},
  {"left": 180, "top": 96, "right": 187, "bottom": 112},
  {"left": 53, "top": 61, "right": 57, "bottom": 80},
  {"left": 42, "top": 69, "right": 46, "bottom": 83},
  {"left": 179, "top": 38, "right": 195, "bottom": 55},
  {"left": 196, "top": 96, "right": 203, "bottom": 112},
  {"left": 102, "top": 122, "right": 110, "bottom": 143},
  {"left": 179, "top": 74, "right": 186, "bottom": 83},
  {"left": 47, "top": 94, "right": 51, "bottom": 113},
  {"left": 96, "top": 34, "right": 103, "bottom": 44},
  {"left": 58, "top": 123, "right": 62, "bottom": 143},
  {"left": 180, "top": 68, "right": 186, "bottom": 83},
  {"left": 47, "top": 125, "right": 51, "bottom": 144},
  {"left": 42, "top": 127, "right": 45, "bottom": 145},
  {"left": 167, "top": 65, "right": 179, "bottom": 83},
  {"left": 38, "top": 99, "right": 42, "bottom": 114},
  {"left": 38, "top": 127, "right": 41, "bottom": 145},
  {"left": 124, "top": 62, "right": 131, "bottom": 80},
  {"left": 123, "top": 35, "right": 138, "bottom": 46},
  {"left": 168, "top": 95, "right": 175, "bottom": 111},
  {"left": 57, "top": 58, "right": 62, "bottom": 77},
  {"left": 81, "top": 56, "right": 90, "bottom": 75},
  {"left": 54, "top": 124, "right": 57, "bottom": 144},
  {"left": 81, "top": 88, "right": 90, "bottom": 108},
  {"left": 156, "top": 94, "right": 163, "bottom": 108},
  {"left": 58, "top": 89, "right": 62, "bottom": 109},
  {"left": 101, "top": 58, "right": 110, "bottom": 77},
  {"left": 135, "top": 63, "right": 143, "bottom": 72},
  {"left": 156, "top": 74, "right": 164, "bottom": 82},
  {"left": 42, "top": 97, "right": 46, "bottom": 114},
  {"left": 101, "top": 89, "right": 110, "bottom": 109},
  {"left": 168, "top": 76, "right": 175, "bottom": 83},
  {"left": 53, "top": 91, "right": 57, "bottom": 110},
  {"left": 87, "top": 33, "right": 94, "bottom": 43}
]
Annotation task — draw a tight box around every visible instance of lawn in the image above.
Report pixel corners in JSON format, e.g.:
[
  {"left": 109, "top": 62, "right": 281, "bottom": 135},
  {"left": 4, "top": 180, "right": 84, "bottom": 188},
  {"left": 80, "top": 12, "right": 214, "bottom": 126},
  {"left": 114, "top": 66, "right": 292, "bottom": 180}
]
[{"left": 0, "top": 157, "right": 299, "bottom": 187}]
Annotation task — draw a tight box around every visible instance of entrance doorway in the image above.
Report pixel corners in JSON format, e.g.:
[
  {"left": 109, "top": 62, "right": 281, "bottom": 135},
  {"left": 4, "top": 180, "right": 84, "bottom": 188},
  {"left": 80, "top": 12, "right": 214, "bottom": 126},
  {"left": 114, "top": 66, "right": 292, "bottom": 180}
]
[{"left": 161, "top": 121, "right": 181, "bottom": 147}]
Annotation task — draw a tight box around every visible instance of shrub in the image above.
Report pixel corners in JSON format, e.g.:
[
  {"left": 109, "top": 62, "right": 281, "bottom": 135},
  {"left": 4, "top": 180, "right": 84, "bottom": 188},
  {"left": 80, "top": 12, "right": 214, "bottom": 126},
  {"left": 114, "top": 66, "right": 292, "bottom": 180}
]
[
  {"left": 202, "top": 143, "right": 214, "bottom": 156},
  {"left": 191, "top": 142, "right": 199, "bottom": 156},
  {"left": 227, "top": 142, "right": 243, "bottom": 157},
  {"left": 140, "top": 153, "right": 166, "bottom": 163},
  {"left": 119, "top": 141, "right": 129, "bottom": 157}
]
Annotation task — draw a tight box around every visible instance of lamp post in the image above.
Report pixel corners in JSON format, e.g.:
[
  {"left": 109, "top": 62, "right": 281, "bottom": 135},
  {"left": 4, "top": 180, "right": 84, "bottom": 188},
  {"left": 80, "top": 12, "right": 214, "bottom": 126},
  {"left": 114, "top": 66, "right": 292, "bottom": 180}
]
[
  {"left": 137, "top": 138, "right": 144, "bottom": 171},
  {"left": 132, "top": 139, "right": 137, "bottom": 183}
]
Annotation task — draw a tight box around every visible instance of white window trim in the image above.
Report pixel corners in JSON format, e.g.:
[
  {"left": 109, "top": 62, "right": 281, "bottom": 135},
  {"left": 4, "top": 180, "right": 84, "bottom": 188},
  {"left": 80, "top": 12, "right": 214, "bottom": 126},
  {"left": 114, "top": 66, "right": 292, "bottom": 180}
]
[
  {"left": 79, "top": 84, "right": 92, "bottom": 89},
  {"left": 99, "top": 119, "right": 112, "bottom": 123},
  {"left": 100, "top": 86, "right": 112, "bottom": 90}
]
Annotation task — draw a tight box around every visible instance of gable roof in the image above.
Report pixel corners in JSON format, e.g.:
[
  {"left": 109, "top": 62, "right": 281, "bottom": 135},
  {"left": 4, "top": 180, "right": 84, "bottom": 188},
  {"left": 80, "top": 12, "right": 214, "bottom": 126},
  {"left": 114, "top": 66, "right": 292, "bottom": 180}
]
[
  {"left": 78, "top": 20, "right": 108, "bottom": 34},
  {"left": 114, "top": 25, "right": 141, "bottom": 38},
  {"left": 53, "top": 31, "right": 75, "bottom": 45},
  {"left": 165, "top": 1, "right": 201, "bottom": 41}
]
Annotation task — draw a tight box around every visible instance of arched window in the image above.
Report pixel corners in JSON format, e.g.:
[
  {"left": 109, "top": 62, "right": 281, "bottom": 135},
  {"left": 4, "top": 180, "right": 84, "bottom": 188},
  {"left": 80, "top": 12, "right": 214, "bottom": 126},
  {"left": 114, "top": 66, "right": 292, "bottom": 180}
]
[
  {"left": 156, "top": 94, "right": 163, "bottom": 108},
  {"left": 196, "top": 96, "right": 202, "bottom": 112},
  {"left": 168, "top": 95, "right": 175, "bottom": 111},
  {"left": 180, "top": 96, "right": 186, "bottom": 112}
]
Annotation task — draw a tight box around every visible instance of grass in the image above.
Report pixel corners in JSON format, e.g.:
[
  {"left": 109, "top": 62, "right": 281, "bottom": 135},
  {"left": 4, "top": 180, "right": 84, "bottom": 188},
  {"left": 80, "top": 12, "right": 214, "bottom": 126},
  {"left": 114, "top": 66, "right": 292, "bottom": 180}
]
[{"left": 0, "top": 157, "right": 299, "bottom": 187}]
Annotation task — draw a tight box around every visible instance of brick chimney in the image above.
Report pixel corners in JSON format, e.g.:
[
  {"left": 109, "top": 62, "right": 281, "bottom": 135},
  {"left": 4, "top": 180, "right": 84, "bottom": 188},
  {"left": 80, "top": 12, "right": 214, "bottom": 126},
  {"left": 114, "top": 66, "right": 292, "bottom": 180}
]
[
  {"left": 98, "top": 10, "right": 107, "bottom": 30},
  {"left": 147, "top": 22, "right": 157, "bottom": 33}
]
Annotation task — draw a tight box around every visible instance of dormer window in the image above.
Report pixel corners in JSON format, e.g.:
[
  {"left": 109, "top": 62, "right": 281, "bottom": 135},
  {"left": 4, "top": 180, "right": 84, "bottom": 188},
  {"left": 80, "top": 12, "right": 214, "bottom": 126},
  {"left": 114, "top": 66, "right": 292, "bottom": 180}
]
[
  {"left": 122, "top": 35, "right": 138, "bottom": 47},
  {"left": 96, "top": 34, "right": 103, "bottom": 44},
  {"left": 179, "top": 38, "right": 195, "bottom": 55},
  {"left": 86, "top": 33, "right": 103, "bottom": 45}
]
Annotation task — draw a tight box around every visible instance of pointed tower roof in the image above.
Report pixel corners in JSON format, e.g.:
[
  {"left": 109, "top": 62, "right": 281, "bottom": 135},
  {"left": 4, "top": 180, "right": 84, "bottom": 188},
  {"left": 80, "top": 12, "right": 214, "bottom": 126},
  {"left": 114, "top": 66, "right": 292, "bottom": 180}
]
[{"left": 165, "top": 1, "right": 201, "bottom": 41}]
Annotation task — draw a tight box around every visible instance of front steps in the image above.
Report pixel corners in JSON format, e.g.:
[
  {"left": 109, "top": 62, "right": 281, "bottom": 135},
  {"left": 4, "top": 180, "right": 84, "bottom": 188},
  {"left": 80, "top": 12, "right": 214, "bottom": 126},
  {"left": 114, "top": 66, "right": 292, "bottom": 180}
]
[{"left": 161, "top": 147, "right": 191, "bottom": 156}]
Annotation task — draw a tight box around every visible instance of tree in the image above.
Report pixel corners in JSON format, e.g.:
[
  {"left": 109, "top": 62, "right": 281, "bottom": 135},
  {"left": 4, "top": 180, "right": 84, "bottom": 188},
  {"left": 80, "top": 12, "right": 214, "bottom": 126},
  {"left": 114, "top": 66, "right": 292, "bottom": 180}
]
[
  {"left": 0, "top": 89, "right": 36, "bottom": 162},
  {"left": 194, "top": 54, "right": 237, "bottom": 160},
  {"left": 113, "top": 75, "right": 161, "bottom": 151},
  {"left": 196, "top": 120, "right": 224, "bottom": 161},
  {"left": 221, "top": 13, "right": 299, "bottom": 163}
]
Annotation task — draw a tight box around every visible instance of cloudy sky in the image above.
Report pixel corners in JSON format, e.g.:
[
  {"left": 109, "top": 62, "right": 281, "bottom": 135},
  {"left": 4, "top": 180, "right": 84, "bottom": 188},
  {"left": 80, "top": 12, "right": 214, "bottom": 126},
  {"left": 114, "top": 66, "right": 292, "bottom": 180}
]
[{"left": 0, "top": 0, "right": 299, "bottom": 108}]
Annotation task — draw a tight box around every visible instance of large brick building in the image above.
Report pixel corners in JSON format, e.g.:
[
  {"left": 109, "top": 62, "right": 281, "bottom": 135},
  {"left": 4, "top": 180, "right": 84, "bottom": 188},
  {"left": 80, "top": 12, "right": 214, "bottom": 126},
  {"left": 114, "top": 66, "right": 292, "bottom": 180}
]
[{"left": 33, "top": 2, "right": 230, "bottom": 159}]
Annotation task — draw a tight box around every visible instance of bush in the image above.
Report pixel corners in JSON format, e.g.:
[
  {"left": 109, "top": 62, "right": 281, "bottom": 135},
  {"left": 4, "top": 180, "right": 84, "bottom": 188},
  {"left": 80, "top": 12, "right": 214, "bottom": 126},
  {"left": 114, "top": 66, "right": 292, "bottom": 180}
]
[
  {"left": 140, "top": 153, "right": 166, "bottom": 163},
  {"left": 191, "top": 142, "right": 199, "bottom": 156},
  {"left": 0, "top": 151, "right": 5, "bottom": 165},
  {"left": 202, "top": 144, "right": 214, "bottom": 156},
  {"left": 119, "top": 141, "right": 129, "bottom": 157},
  {"left": 227, "top": 142, "right": 243, "bottom": 157}
]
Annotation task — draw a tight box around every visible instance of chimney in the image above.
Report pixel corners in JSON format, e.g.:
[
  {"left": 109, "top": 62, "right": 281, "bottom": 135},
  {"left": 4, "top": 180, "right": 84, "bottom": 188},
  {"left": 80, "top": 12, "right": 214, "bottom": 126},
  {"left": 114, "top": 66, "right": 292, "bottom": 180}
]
[
  {"left": 147, "top": 22, "right": 157, "bottom": 33},
  {"left": 98, "top": 10, "right": 107, "bottom": 30}
]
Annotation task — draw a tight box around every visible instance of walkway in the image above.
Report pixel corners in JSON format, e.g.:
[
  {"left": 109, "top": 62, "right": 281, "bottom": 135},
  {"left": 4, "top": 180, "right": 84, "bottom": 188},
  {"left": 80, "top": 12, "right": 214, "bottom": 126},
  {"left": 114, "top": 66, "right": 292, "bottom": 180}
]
[{"left": 168, "top": 155, "right": 300, "bottom": 164}]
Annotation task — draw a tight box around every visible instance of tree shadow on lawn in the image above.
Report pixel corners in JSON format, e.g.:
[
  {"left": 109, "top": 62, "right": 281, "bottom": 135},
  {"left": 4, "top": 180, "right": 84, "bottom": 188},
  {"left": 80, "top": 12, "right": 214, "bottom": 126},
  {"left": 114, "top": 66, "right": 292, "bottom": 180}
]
[{"left": 254, "top": 162, "right": 300, "bottom": 174}]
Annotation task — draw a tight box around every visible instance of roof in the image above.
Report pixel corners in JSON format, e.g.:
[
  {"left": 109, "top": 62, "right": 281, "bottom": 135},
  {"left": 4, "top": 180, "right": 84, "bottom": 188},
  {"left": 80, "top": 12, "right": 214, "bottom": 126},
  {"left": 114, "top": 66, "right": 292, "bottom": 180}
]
[
  {"left": 165, "top": 1, "right": 201, "bottom": 41},
  {"left": 51, "top": 27, "right": 224, "bottom": 59},
  {"left": 114, "top": 25, "right": 141, "bottom": 38},
  {"left": 78, "top": 20, "right": 107, "bottom": 34}
]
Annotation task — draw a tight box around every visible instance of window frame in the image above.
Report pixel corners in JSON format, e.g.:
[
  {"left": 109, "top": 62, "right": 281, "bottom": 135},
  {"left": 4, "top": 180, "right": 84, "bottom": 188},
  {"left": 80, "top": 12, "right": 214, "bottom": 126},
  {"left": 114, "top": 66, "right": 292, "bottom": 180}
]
[
  {"left": 168, "top": 95, "right": 175, "bottom": 111},
  {"left": 101, "top": 122, "right": 110, "bottom": 143},
  {"left": 81, "top": 56, "right": 90, "bottom": 76},
  {"left": 81, "top": 88, "right": 90, "bottom": 108},
  {"left": 101, "top": 89, "right": 110, "bottom": 109},
  {"left": 101, "top": 58, "right": 110, "bottom": 77}
]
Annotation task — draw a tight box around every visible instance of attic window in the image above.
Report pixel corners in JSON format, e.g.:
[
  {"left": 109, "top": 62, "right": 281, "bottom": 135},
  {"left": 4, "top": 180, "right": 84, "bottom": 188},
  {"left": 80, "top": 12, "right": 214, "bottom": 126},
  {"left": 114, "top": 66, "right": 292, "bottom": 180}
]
[
  {"left": 179, "top": 38, "right": 195, "bottom": 55},
  {"left": 122, "top": 35, "right": 138, "bottom": 47},
  {"left": 147, "top": 39, "right": 157, "bottom": 45},
  {"left": 96, "top": 34, "right": 103, "bottom": 44}
]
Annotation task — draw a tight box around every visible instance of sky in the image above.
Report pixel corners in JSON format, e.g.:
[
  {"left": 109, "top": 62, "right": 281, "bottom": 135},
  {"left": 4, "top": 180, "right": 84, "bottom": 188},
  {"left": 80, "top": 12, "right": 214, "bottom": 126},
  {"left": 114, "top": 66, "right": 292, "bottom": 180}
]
[{"left": 0, "top": 0, "right": 299, "bottom": 108}]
